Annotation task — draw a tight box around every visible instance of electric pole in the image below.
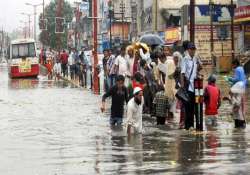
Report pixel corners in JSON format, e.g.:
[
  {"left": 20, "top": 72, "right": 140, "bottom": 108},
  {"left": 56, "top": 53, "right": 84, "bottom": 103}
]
[
  {"left": 230, "top": 0, "right": 235, "bottom": 60},
  {"left": 93, "top": 0, "right": 99, "bottom": 94},
  {"left": 25, "top": 3, "right": 43, "bottom": 42},
  {"left": 190, "top": 0, "right": 195, "bottom": 43},
  {"left": 108, "top": 1, "right": 114, "bottom": 49},
  {"left": 120, "top": 0, "right": 125, "bottom": 44},
  {"left": 21, "top": 13, "right": 32, "bottom": 38},
  {"left": 43, "top": 0, "right": 45, "bottom": 20},
  {"left": 56, "top": 0, "right": 63, "bottom": 50},
  {"left": 0, "top": 27, "right": 3, "bottom": 57},
  {"left": 210, "top": 0, "right": 215, "bottom": 67},
  {"left": 154, "top": 0, "right": 158, "bottom": 33},
  {"left": 74, "top": 2, "right": 81, "bottom": 50},
  {"left": 210, "top": 0, "right": 214, "bottom": 54}
]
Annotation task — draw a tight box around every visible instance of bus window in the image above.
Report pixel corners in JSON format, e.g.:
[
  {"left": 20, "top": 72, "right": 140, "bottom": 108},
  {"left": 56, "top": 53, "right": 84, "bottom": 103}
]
[
  {"left": 28, "top": 43, "right": 36, "bottom": 57},
  {"left": 12, "top": 45, "right": 19, "bottom": 58},
  {"left": 12, "top": 43, "right": 36, "bottom": 59},
  {"left": 19, "top": 44, "right": 29, "bottom": 57}
]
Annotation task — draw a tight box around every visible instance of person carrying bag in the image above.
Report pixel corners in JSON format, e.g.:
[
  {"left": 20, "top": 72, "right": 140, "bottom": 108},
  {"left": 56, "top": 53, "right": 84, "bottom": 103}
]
[{"left": 176, "top": 61, "right": 194, "bottom": 104}]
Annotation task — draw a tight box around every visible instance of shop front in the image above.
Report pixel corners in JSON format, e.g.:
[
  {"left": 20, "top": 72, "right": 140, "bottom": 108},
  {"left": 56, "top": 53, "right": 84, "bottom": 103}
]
[{"left": 235, "top": 5, "right": 250, "bottom": 51}]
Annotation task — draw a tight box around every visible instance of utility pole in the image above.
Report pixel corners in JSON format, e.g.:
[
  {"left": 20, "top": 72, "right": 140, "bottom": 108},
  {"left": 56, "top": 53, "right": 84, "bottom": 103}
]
[
  {"left": 24, "top": 26, "right": 27, "bottom": 39},
  {"left": 43, "top": 0, "right": 45, "bottom": 19},
  {"left": 93, "top": 0, "right": 99, "bottom": 94},
  {"left": 230, "top": 0, "right": 235, "bottom": 60},
  {"left": 0, "top": 27, "right": 3, "bottom": 57},
  {"left": 108, "top": 1, "right": 114, "bottom": 49},
  {"left": 74, "top": 2, "right": 81, "bottom": 50},
  {"left": 190, "top": 0, "right": 195, "bottom": 43},
  {"left": 210, "top": 0, "right": 215, "bottom": 68},
  {"left": 120, "top": 0, "right": 125, "bottom": 44},
  {"left": 109, "top": 11, "right": 112, "bottom": 49},
  {"left": 210, "top": 0, "right": 214, "bottom": 56},
  {"left": 20, "top": 20, "right": 28, "bottom": 38},
  {"left": 25, "top": 3, "right": 43, "bottom": 42},
  {"left": 21, "top": 13, "right": 32, "bottom": 38},
  {"left": 34, "top": 7, "right": 37, "bottom": 41},
  {"left": 56, "top": 0, "right": 63, "bottom": 50},
  {"left": 131, "top": 0, "right": 137, "bottom": 41},
  {"left": 154, "top": 0, "right": 158, "bottom": 33},
  {"left": 28, "top": 15, "right": 31, "bottom": 38}
]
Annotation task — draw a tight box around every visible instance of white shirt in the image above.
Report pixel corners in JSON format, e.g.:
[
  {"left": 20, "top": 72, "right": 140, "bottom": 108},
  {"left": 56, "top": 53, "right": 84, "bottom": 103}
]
[
  {"left": 126, "top": 97, "right": 144, "bottom": 134},
  {"left": 68, "top": 53, "right": 75, "bottom": 66},
  {"left": 157, "top": 59, "right": 167, "bottom": 75},
  {"left": 125, "top": 54, "right": 134, "bottom": 76},
  {"left": 115, "top": 55, "right": 129, "bottom": 76},
  {"left": 53, "top": 63, "right": 61, "bottom": 74},
  {"left": 181, "top": 53, "right": 200, "bottom": 92}
]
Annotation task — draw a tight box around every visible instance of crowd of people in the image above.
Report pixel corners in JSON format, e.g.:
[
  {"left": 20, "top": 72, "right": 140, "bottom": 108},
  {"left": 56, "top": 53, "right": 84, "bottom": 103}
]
[
  {"left": 100, "top": 40, "right": 248, "bottom": 135},
  {"left": 39, "top": 40, "right": 247, "bottom": 134},
  {"left": 39, "top": 47, "right": 92, "bottom": 87}
]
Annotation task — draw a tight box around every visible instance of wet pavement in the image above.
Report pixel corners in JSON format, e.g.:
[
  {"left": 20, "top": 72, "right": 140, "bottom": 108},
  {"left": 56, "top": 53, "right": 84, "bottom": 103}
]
[{"left": 1, "top": 63, "right": 250, "bottom": 175}]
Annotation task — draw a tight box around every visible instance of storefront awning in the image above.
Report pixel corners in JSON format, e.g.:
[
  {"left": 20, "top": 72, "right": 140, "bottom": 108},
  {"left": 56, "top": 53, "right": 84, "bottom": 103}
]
[{"left": 234, "top": 5, "right": 250, "bottom": 23}]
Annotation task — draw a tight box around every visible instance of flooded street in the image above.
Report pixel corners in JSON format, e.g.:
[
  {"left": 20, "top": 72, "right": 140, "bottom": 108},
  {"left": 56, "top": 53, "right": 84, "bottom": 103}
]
[{"left": 1, "top": 64, "right": 250, "bottom": 175}]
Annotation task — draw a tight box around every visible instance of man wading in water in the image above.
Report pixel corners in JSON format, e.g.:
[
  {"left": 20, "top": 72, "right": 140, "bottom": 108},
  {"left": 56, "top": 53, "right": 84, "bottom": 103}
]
[{"left": 101, "top": 75, "right": 129, "bottom": 126}]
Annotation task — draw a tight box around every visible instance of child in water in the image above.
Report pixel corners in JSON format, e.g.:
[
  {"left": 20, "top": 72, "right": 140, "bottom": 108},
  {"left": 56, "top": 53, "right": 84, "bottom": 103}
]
[{"left": 204, "top": 74, "right": 221, "bottom": 128}]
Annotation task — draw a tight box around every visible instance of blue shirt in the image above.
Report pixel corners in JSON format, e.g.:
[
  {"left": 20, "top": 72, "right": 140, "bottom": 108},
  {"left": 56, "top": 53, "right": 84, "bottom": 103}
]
[{"left": 231, "top": 66, "right": 247, "bottom": 87}]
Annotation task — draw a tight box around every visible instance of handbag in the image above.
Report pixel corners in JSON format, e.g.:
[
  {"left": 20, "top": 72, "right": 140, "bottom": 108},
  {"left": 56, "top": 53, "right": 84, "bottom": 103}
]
[
  {"left": 175, "top": 87, "right": 190, "bottom": 103},
  {"left": 175, "top": 60, "right": 195, "bottom": 103}
]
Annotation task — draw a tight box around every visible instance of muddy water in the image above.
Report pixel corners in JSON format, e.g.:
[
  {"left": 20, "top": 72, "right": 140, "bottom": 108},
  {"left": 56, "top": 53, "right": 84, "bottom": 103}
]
[{"left": 0, "top": 64, "right": 250, "bottom": 175}]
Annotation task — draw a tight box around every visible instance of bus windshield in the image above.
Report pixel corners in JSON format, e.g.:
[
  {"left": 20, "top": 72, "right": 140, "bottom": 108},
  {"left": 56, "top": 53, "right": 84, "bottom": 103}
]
[{"left": 12, "top": 43, "right": 36, "bottom": 59}]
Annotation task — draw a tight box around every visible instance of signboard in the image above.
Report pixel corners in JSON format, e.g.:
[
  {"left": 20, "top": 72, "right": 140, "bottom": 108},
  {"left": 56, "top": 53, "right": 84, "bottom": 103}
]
[
  {"left": 195, "top": 5, "right": 232, "bottom": 24},
  {"left": 79, "top": 1, "right": 89, "bottom": 17},
  {"left": 19, "top": 58, "right": 31, "bottom": 73},
  {"left": 165, "top": 27, "right": 181, "bottom": 44},
  {"left": 194, "top": 25, "right": 240, "bottom": 64},
  {"left": 235, "top": 5, "right": 250, "bottom": 22},
  {"left": 237, "top": 0, "right": 250, "bottom": 7}
]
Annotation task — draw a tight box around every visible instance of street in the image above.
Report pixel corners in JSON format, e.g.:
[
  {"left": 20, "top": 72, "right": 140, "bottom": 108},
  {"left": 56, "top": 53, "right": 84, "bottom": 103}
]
[{"left": 0, "top": 63, "right": 249, "bottom": 175}]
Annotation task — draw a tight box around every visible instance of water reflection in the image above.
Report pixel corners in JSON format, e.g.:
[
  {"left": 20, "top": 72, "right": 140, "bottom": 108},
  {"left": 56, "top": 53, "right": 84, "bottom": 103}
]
[
  {"left": 205, "top": 132, "right": 220, "bottom": 161},
  {"left": 230, "top": 130, "right": 248, "bottom": 174},
  {"left": 9, "top": 78, "right": 39, "bottom": 89},
  {"left": 176, "top": 134, "right": 204, "bottom": 174},
  {"left": 111, "top": 135, "right": 127, "bottom": 174},
  {"left": 127, "top": 134, "right": 143, "bottom": 174},
  {"left": 8, "top": 78, "right": 76, "bottom": 90}
]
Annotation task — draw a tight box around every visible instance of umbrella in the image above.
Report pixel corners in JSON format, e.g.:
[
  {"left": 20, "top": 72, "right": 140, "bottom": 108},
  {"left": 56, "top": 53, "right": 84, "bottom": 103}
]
[{"left": 139, "top": 34, "right": 165, "bottom": 46}]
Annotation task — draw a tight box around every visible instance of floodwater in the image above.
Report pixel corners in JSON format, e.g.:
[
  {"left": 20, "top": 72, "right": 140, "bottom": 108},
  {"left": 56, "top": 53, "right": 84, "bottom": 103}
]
[{"left": 0, "top": 64, "right": 250, "bottom": 175}]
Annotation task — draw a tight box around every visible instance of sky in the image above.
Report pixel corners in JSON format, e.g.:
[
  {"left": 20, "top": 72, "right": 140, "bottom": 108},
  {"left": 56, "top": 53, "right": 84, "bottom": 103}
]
[
  {"left": 0, "top": 0, "right": 76, "bottom": 33},
  {"left": 0, "top": 0, "right": 237, "bottom": 33}
]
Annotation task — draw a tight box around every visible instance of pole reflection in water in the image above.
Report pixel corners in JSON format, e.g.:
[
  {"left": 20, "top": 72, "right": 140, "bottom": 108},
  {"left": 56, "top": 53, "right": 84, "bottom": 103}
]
[{"left": 176, "top": 134, "right": 204, "bottom": 174}]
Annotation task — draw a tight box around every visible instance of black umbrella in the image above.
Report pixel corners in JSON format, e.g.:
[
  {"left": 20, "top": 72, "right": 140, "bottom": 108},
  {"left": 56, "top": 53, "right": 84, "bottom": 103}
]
[{"left": 139, "top": 34, "right": 165, "bottom": 46}]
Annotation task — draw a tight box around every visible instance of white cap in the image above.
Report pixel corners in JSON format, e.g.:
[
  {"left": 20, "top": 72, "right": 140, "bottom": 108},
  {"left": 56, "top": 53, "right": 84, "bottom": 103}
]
[{"left": 133, "top": 87, "right": 142, "bottom": 95}]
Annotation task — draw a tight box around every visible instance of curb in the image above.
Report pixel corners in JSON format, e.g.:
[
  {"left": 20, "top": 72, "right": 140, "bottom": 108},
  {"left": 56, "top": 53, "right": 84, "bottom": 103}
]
[{"left": 59, "top": 76, "right": 89, "bottom": 90}]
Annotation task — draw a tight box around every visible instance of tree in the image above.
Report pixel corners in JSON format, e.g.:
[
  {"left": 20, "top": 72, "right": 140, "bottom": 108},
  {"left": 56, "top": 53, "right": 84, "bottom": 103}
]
[{"left": 39, "top": 0, "right": 73, "bottom": 50}]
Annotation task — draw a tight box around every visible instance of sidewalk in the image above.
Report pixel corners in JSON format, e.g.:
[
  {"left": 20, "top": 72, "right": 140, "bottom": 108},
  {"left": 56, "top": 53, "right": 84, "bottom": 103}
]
[{"left": 40, "top": 63, "right": 89, "bottom": 89}]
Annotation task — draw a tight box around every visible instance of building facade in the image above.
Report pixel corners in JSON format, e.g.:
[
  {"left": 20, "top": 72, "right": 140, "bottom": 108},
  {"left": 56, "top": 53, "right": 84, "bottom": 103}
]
[{"left": 235, "top": 0, "right": 250, "bottom": 52}]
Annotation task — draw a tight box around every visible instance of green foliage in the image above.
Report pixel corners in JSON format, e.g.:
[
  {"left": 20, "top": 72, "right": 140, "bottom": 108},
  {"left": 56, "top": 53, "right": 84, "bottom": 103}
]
[{"left": 39, "top": 0, "right": 73, "bottom": 50}]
